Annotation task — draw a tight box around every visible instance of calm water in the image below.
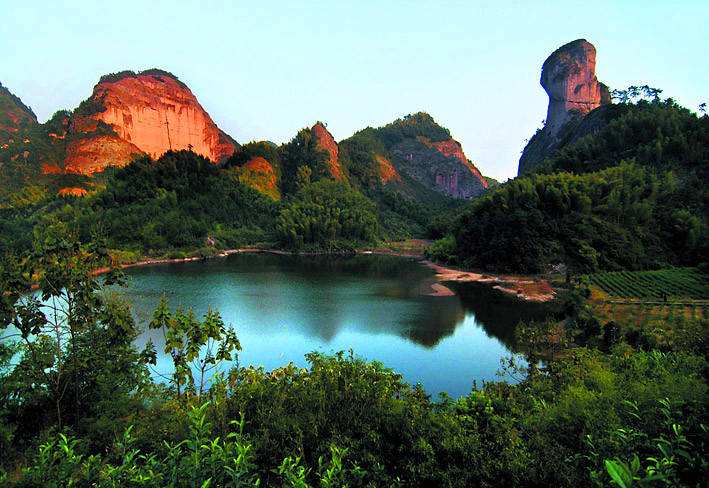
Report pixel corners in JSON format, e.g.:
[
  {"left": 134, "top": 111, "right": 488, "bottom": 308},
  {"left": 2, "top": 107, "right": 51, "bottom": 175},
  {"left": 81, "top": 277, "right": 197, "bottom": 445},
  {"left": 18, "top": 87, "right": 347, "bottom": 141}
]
[{"left": 118, "top": 253, "right": 551, "bottom": 398}]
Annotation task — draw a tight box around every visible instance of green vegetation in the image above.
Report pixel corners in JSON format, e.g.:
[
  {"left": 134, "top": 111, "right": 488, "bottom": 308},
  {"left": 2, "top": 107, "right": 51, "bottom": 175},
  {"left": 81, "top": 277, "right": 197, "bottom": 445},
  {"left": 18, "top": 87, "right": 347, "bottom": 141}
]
[
  {"left": 588, "top": 268, "right": 708, "bottom": 300},
  {"left": 62, "top": 150, "right": 278, "bottom": 253},
  {"left": 279, "top": 128, "right": 332, "bottom": 195},
  {"left": 0, "top": 232, "right": 706, "bottom": 486},
  {"left": 0, "top": 117, "right": 467, "bottom": 257},
  {"left": 338, "top": 113, "right": 474, "bottom": 240},
  {"left": 539, "top": 98, "right": 708, "bottom": 176},
  {"left": 0, "top": 81, "right": 36, "bottom": 126},
  {"left": 98, "top": 68, "right": 189, "bottom": 89},
  {"left": 450, "top": 163, "right": 703, "bottom": 273},
  {"left": 1, "top": 149, "right": 279, "bottom": 256},
  {"left": 275, "top": 179, "right": 379, "bottom": 251},
  {"left": 225, "top": 140, "right": 281, "bottom": 170},
  {"left": 437, "top": 96, "right": 708, "bottom": 275},
  {"left": 74, "top": 91, "right": 107, "bottom": 116},
  {"left": 0, "top": 88, "right": 706, "bottom": 485},
  {"left": 374, "top": 112, "right": 451, "bottom": 146},
  {"left": 0, "top": 107, "right": 478, "bottom": 256}
]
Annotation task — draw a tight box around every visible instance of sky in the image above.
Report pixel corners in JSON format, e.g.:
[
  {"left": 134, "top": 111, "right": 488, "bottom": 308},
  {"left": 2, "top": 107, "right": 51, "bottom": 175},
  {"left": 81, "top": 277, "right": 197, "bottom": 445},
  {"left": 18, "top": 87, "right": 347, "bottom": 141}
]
[{"left": 1, "top": 0, "right": 707, "bottom": 181}]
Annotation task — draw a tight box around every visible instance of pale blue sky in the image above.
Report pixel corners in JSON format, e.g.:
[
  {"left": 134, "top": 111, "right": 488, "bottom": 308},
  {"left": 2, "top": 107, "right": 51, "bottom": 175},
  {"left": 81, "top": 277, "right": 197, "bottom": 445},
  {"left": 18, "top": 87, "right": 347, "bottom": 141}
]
[{"left": 1, "top": 0, "right": 706, "bottom": 180}]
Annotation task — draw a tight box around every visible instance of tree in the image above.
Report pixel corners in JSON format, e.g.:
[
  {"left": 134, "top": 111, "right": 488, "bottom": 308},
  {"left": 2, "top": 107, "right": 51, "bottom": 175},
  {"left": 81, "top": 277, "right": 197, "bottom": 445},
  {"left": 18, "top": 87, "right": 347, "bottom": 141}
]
[
  {"left": 0, "top": 225, "right": 150, "bottom": 436},
  {"left": 279, "top": 128, "right": 330, "bottom": 195},
  {"left": 146, "top": 296, "right": 241, "bottom": 398},
  {"left": 275, "top": 180, "right": 380, "bottom": 250}
]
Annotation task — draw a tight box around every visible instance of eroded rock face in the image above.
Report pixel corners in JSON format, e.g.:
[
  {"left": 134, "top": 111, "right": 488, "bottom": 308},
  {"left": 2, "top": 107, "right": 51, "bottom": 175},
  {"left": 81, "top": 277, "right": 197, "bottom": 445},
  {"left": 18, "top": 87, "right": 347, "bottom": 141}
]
[
  {"left": 375, "top": 154, "right": 400, "bottom": 183},
  {"left": 66, "top": 70, "right": 237, "bottom": 174},
  {"left": 519, "top": 39, "right": 610, "bottom": 174},
  {"left": 339, "top": 112, "right": 489, "bottom": 199},
  {"left": 65, "top": 135, "right": 143, "bottom": 175},
  {"left": 419, "top": 137, "right": 488, "bottom": 192},
  {"left": 391, "top": 137, "right": 487, "bottom": 199},
  {"left": 58, "top": 187, "right": 88, "bottom": 197},
  {"left": 542, "top": 39, "right": 609, "bottom": 135},
  {"left": 311, "top": 122, "right": 344, "bottom": 180}
]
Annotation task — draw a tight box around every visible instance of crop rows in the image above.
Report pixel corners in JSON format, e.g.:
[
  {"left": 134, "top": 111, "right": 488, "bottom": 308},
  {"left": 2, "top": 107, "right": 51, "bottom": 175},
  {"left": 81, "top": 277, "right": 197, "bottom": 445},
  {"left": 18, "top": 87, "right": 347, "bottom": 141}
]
[{"left": 587, "top": 268, "right": 708, "bottom": 300}]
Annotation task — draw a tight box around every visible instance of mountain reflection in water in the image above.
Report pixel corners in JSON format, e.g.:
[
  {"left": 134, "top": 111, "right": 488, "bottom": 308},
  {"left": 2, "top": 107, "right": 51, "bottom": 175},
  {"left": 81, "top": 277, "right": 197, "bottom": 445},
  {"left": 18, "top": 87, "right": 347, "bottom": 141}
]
[{"left": 118, "top": 253, "right": 555, "bottom": 397}]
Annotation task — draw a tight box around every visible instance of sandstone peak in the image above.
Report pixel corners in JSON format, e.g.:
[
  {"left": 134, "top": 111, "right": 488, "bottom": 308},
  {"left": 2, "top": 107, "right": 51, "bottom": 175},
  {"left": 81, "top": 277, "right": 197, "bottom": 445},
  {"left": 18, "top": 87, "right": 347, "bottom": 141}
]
[
  {"left": 311, "top": 122, "right": 344, "bottom": 180},
  {"left": 518, "top": 40, "right": 611, "bottom": 174},
  {"left": 65, "top": 69, "right": 237, "bottom": 174},
  {"left": 541, "top": 39, "right": 610, "bottom": 135}
]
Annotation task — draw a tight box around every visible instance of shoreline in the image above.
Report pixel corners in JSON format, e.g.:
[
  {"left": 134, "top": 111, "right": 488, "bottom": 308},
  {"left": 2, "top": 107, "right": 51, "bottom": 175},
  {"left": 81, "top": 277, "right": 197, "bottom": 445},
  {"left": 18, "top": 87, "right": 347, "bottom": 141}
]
[
  {"left": 421, "top": 261, "right": 557, "bottom": 302},
  {"left": 97, "top": 246, "right": 556, "bottom": 303}
]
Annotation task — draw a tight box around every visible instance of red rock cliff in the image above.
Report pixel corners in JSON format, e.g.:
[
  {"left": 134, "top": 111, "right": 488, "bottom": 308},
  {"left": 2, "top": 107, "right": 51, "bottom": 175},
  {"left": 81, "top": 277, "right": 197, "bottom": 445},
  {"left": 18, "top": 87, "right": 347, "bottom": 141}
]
[
  {"left": 311, "top": 122, "right": 344, "bottom": 180},
  {"left": 66, "top": 70, "right": 237, "bottom": 174},
  {"left": 518, "top": 39, "right": 610, "bottom": 174},
  {"left": 427, "top": 138, "right": 488, "bottom": 190},
  {"left": 541, "top": 39, "right": 609, "bottom": 135},
  {"left": 418, "top": 136, "right": 488, "bottom": 193}
]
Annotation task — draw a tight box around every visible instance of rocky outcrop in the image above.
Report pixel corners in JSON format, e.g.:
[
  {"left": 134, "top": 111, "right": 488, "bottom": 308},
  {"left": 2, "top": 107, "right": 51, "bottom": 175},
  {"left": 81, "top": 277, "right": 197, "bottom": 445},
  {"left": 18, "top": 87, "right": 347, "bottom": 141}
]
[
  {"left": 375, "top": 154, "right": 400, "bottom": 183},
  {"left": 339, "top": 113, "right": 488, "bottom": 199},
  {"left": 65, "top": 134, "right": 143, "bottom": 175},
  {"left": 58, "top": 187, "right": 89, "bottom": 197},
  {"left": 66, "top": 69, "right": 237, "bottom": 174},
  {"left": 542, "top": 39, "right": 609, "bottom": 134},
  {"left": 519, "top": 40, "right": 610, "bottom": 174},
  {"left": 418, "top": 136, "right": 488, "bottom": 193},
  {"left": 311, "top": 122, "right": 344, "bottom": 180},
  {"left": 239, "top": 156, "right": 280, "bottom": 200}
]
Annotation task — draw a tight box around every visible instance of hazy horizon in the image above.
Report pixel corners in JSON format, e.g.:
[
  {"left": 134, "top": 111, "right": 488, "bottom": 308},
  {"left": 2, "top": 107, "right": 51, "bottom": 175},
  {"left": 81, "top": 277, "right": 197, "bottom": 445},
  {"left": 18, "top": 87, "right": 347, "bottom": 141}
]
[{"left": 2, "top": 0, "right": 707, "bottom": 180}]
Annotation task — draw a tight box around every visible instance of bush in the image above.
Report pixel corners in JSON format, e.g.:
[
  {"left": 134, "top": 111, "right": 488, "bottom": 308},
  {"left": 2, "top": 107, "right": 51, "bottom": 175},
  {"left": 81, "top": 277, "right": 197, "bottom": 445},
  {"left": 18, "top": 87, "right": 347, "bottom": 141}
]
[{"left": 426, "top": 235, "right": 458, "bottom": 264}]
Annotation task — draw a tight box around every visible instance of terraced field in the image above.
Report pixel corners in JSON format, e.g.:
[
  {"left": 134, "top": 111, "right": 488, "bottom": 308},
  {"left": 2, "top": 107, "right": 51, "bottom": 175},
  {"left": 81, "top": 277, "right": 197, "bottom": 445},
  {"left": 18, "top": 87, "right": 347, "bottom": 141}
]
[{"left": 587, "top": 268, "right": 708, "bottom": 300}]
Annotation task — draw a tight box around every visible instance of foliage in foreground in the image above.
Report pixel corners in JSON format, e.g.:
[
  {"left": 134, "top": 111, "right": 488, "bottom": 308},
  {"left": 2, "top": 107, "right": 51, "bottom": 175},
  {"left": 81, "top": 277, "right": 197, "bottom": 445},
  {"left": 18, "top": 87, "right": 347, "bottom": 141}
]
[
  {"left": 3, "top": 347, "right": 707, "bottom": 487},
  {"left": 1, "top": 232, "right": 707, "bottom": 487}
]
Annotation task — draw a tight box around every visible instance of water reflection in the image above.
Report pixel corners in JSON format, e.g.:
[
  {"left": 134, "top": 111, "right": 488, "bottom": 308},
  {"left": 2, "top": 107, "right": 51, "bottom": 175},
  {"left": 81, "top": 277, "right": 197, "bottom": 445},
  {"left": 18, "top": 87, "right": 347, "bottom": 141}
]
[{"left": 118, "top": 253, "right": 553, "bottom": 396}]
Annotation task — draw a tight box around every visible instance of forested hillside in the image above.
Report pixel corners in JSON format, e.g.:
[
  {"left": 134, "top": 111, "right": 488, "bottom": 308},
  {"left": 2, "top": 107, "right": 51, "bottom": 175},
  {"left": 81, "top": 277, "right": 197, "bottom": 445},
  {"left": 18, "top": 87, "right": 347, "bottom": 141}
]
[{"left": 432, "top": 97, "right": 708, "bottom": 274}]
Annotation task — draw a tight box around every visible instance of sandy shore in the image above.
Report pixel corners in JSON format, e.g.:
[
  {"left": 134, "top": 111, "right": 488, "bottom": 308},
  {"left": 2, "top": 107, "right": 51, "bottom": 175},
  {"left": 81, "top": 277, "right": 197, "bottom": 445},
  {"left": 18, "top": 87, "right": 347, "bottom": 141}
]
[{"left": 421, "top": 261, "right": 557, "bottom": 302}]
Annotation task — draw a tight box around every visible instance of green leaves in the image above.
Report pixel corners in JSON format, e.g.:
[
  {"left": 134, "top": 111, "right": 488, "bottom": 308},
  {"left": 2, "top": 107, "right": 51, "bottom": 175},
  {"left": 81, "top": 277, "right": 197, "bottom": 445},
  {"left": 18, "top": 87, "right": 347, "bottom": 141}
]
[
  {"left": 605, "top": 458, "right": 636, "bottom": 487},
  {"left": 148, "top": 297, "right": 242, "bottom": 398},
  {"left": 275, "top": 179, "right": 380, "bottom": 250}
]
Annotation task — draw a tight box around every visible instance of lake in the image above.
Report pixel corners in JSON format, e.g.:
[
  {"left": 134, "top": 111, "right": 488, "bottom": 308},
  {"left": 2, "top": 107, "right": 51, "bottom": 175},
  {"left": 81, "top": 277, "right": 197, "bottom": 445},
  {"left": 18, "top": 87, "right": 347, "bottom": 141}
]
[{"left": 119, "top": 253, "right": 551, "bottom": 398}]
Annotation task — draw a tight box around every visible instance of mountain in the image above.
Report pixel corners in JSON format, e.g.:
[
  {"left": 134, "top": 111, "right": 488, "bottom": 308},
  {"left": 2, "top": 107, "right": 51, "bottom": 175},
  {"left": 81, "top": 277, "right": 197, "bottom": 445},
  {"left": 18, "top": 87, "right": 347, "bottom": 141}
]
[
  {"left": 0, "top": 83, "right": 70, "bottom": 203},
  {"left": 61, "top": 69, "right": 238, "bottom": 175},
  {"left": 2, "top": 72, "right": 488, "bottom": 205},
  {"left": 340, "top": 112, "right": 488, "bottom": 199},
  {"left": 518, "top": 39, "right": 610, "bottom": 174},
  {"left": 0, "top": 81, "right": 37, "bottom": 136},
  {"left": 439, "top": 40, "right": 708, "bottom": 274},
  {"left": 1, "top": 72, "right": 492, "bottom": 247}
]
